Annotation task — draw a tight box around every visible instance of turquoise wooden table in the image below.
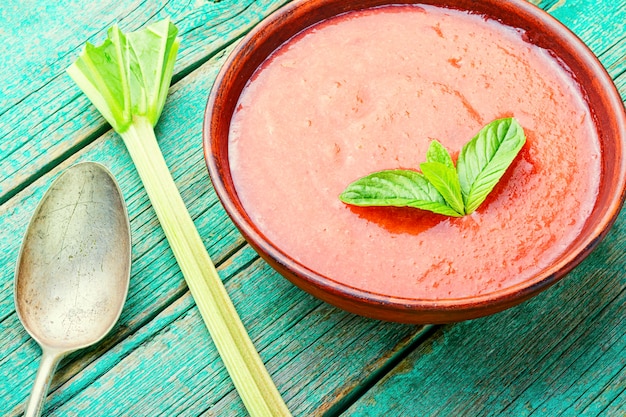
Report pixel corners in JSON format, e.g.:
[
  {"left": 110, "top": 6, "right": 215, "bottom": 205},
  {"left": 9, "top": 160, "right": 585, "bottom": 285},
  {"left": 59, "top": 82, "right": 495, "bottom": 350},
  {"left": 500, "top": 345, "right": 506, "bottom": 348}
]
[{"left": 0, "top": 0, "right": 624, "bottom": 415}]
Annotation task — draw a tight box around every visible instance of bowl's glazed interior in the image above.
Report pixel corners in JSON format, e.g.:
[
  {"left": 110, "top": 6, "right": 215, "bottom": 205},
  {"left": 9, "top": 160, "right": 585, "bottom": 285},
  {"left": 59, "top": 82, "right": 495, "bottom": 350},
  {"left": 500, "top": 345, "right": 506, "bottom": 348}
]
[{"left": 204, "top": 0, "right": 626, "bottom": 323}]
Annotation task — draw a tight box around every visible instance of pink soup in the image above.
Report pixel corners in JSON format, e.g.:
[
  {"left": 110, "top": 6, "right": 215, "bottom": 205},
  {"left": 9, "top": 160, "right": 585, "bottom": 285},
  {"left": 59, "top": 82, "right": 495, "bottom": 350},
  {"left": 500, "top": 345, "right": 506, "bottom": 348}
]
[{"left": 228, "top": 5, "right": 600, "bottom": 300}]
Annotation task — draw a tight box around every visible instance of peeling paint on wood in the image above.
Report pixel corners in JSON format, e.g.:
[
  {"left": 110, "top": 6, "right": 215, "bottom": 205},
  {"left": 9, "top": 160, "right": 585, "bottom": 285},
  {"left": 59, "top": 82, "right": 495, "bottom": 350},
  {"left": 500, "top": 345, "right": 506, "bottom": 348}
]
[{"left": 0, "top": 0, "right": 624, "bottom": 415}]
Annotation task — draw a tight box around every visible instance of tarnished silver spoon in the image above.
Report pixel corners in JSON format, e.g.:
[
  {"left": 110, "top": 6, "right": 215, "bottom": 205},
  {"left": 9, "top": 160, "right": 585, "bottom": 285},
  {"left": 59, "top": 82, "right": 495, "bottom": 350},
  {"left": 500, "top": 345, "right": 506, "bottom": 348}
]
[{"left": 14, "top": 162, "right": 131, "bottom": 417}]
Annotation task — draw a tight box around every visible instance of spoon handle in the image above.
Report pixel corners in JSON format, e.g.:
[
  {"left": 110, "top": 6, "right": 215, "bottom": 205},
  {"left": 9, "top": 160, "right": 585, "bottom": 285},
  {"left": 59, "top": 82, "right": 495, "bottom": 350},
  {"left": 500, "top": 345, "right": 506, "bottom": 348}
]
[{"left": 24, "top": 348, "right": 63, "bottom": 417}]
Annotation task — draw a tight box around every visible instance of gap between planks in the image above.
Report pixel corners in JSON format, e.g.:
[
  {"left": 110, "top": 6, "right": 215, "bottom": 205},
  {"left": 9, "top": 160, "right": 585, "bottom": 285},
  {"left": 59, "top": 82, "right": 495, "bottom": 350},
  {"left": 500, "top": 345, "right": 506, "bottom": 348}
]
[{"left": 322, "top": 324, "right": 440, "bottom": 416}]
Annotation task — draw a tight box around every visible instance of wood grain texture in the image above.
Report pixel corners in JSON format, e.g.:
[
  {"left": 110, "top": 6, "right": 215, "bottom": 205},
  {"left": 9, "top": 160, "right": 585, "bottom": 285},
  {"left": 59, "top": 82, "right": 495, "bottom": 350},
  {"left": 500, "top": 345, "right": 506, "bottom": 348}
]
[
  {"left": 0, "top": 0, "right": 624, "bottom": 416},
  {"left": 0, "top": 0, "right": 291, "bottom": 204}
]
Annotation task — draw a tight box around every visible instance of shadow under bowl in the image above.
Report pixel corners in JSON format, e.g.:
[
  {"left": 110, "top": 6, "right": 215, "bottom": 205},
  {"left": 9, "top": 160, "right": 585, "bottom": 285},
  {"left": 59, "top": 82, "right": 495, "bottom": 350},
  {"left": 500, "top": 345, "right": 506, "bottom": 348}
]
[{"left": 203, "top": 0, "right": 626, "bottom": 323}]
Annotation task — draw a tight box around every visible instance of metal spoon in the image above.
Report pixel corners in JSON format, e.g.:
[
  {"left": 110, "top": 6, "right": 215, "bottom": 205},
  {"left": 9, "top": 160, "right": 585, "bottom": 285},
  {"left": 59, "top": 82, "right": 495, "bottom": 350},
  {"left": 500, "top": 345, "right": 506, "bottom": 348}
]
[{"left": 14, "top": 162, "right": 131, "bottom": 417}]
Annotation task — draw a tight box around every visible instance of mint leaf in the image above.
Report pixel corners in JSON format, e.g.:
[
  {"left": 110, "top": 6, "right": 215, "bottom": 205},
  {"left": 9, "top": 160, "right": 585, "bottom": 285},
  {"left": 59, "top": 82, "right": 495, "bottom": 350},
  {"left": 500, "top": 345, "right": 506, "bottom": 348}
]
[
  {"left": 457, "top": 118, "right": 526, "bottom": 213},
  {"left": 421, "top": 140, "right": 464, "bottom": 214},
  {"left": 339, "top": 169, "right": 463, "bottom": 217},
  {"left": 339, "top": 117, "right": 526, "bottom": 217},
  {"left": 426, "top": 139, "right": 455, "bottom": 168},
  {"left": 420, "top": 161, "right": 464, "bottom": 215}
]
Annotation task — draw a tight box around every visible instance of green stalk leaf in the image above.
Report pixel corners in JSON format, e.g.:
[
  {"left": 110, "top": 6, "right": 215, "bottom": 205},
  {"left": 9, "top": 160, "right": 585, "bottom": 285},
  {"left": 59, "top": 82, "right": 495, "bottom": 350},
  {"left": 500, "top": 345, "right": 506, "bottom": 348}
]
[
  {"left": 126, "top": 19, "right": 179, "bottom": 124},
  {"left": 457, "top": 117, "right": 526, "bottom": 213},
  {"left": 339, "top": 169, "right": 463, "bottom": 217},
  {"left": 67, "top": 19, "right": 291, "bottom": 417},
  {"left": 67, "top": 20, "right": 179, "bottom": 132}
]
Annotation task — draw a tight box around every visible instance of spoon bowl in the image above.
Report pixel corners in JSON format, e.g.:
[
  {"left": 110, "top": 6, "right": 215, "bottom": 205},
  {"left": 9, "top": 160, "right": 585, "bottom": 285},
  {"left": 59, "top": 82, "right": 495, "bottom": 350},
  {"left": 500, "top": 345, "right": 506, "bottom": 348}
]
[{"left": 14, "top": 162, "right": 131, "bottom": 416}]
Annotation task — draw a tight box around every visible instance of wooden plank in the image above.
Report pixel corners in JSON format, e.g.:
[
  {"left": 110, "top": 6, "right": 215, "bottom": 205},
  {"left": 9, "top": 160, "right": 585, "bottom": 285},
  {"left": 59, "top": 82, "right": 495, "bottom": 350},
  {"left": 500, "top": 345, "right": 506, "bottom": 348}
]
[
  {"left": 0, "top": 0, "right": 291, "bottom": 203},
  {"left": 543, "top": 0, "right": 626, "bottom": 57},
  {"left": 1, "top": 0, "right": 624, "bottom": 415},
  {"left": 344, "top": 209, "right": 625, "bottom": 415}
]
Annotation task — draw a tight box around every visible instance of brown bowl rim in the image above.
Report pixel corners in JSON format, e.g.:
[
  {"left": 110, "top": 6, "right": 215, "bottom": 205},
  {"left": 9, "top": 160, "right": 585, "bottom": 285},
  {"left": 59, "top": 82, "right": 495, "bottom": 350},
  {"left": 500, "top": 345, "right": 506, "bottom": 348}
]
[{"left": 203, "top": 0, "right": 626, "bottom": 321}]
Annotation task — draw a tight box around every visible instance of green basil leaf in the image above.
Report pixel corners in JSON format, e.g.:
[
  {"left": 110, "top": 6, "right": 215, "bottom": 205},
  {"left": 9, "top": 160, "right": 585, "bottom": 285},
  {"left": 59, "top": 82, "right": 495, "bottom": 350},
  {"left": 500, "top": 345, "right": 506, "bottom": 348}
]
[
  {"left": 457, "top": 118, "right": 526, "bottom": 214},
  {"left": 339, "top": 169, "right": 462, "bottom": 217},
  {"left": 426, "top": 139, "right": 455, "bottom": 169},
  {"left": 340, "top": 117, "right": 527, "bottom": 218},
  {"left": 420, "top": 161, "right": 465, "bottom": 215}
]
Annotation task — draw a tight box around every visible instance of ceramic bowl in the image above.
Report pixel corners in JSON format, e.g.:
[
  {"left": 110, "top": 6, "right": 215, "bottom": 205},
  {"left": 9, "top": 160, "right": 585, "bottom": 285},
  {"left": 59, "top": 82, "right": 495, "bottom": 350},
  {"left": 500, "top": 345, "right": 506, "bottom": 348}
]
[{"left": 203, "top": 0, "right": 626, "bottom": 323}]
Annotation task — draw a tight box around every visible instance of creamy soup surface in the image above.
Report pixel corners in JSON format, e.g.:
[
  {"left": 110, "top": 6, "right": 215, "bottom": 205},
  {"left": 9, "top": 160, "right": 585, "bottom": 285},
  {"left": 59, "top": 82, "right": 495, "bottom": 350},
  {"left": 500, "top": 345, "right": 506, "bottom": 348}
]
[{"left": 228, "top": 5, "right": 600, "bottom": 299}]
